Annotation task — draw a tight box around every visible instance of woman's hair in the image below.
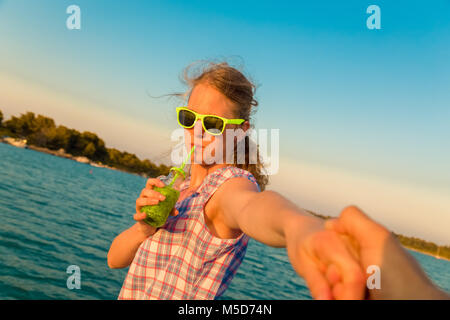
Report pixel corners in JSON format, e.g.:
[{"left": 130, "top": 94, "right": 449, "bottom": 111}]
[{"left": 171, "top": 60, "right": 269, "bottom": 191}]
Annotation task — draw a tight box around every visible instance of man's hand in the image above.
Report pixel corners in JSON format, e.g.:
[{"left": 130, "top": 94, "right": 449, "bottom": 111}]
[{"left": 325, "top": 205, "right": 449, "bottom": 300}]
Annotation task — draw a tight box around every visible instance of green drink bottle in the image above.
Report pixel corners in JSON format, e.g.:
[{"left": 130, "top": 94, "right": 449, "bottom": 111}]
[{"left": 141, "top": 146, "right": 195, "bottom": 228}]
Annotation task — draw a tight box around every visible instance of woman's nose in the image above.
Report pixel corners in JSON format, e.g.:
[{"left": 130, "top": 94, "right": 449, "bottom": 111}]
[
  {"left": 191, "top": 120, "right": 204, "bottom": 135},
  {"left": 187, "top": 120, "right": 204, "bottom": 141}
]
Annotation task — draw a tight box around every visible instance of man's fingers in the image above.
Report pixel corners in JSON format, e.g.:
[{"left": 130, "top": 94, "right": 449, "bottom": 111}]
[
  {"left": 337, "top": 206, "right": 372, "bottom": 239},
  {"left": 338, "top": 234, "right": 361, "bottom": 261},
  {"left": 324, "top": 218, "right": 341, "bottom": 232},
  {"left": 328, "top": 205, "right": 391, "bottom": 247}
]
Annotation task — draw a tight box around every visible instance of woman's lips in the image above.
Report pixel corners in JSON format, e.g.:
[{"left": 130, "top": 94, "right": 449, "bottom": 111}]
[
  {"left": 193, "top": 140, "right": 204, "bottom": 147},
  {"left": 192, "top": 143, "right": 203, "bottom": 151}
]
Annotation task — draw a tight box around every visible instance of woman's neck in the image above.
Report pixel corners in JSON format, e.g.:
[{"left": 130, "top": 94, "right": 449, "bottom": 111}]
[{"left": 188, "top": 163, "right": 230, "bottom": 191}]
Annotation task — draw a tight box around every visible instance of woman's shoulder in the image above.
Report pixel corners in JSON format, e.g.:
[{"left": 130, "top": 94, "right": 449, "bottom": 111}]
[
  {"left": 202, "top": 166, "right": 260, "bottom": 194},
  {"left": 201, "top": 166, "right": 258, "bottom": 241},
  {"left": 208, "top": 165, "right": 255, "bottom": 181}
]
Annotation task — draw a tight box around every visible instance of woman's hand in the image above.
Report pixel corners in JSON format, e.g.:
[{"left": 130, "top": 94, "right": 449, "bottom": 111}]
[
  {"left": 285, "top": 218, "right": 366, "bottom": 300},
  {"left": 107, "top": 177, "right": 182, "bottom": 269},
  {"left": 133, "top": 178, "right": 179, "bottom": 237}
]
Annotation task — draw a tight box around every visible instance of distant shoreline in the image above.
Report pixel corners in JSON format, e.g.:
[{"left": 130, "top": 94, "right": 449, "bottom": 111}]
[
  {"left": 0, "top": 138, "right": 148, "bottom": 178},
  {"left": 0, "top": 111, "right": 170, "bottom": 179},
  {"left": 404, "top": 246, "right": 450, "bottom": 262}
]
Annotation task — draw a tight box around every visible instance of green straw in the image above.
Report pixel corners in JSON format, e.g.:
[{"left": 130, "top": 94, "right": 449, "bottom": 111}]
[{"left": 168, "top": 145, "right": 196, "bottom": 187}]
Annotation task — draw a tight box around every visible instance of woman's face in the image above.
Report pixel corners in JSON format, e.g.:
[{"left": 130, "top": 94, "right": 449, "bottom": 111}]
[{"left": 184, "top": 83, "right": 248, "bottom": 165}]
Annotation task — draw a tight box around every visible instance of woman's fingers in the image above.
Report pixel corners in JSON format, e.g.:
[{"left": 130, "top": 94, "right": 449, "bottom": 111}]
[
  {"left": 136, "top": 197, "right": 160, "bottom": 208},
  {"left": 136, "top": 177, "right": 176, "bottom": 222},
  {"left": 313, "top": 231, "right": 366, "bottom": 300},
  {"left": 146, "top": 178, "right": 165, "bottom": 189},
  {"left": 136, "top": 205, "right": 178, "bottom": 220},
  {"left": 133, "top": 211, "right": 147, "bottom": 221},
  {"left": 140, "top": 188, "right": 166, "bottom": 200},
  {"left": 301, "top": 257, "right": 333, "bottom": 300},
  {"left": 326, "top": 264, "right": 342, "bottom": 286}
]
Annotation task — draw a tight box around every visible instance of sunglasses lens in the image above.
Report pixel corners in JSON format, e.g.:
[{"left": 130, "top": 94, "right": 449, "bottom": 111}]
[
  {"left": 203, "top": 116, "right": 224, "bottom": 135},
  {"left": 179, "top": 109, "right": 196, "bottom": 127}
]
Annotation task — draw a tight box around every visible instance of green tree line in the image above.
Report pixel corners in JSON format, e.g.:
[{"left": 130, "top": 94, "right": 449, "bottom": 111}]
[
  {"left": 0, "top": 110, "right": 170, "bottom": 177},
  {"left": 393, "top": 233, "right": 450, "bottom": 260}
]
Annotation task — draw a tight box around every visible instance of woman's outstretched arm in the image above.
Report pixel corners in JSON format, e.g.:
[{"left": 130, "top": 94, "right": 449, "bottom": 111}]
[
  {"left": 216, "top": 177, "right": 323, "bottom": 247},
  {"left": 216, "top": 177, "right": 366, "bottom": 299}
]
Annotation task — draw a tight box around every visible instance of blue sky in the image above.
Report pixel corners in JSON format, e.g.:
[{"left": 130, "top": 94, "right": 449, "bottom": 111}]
[{"left": 0, "top": 0, "right": 449, "bottom": 243}]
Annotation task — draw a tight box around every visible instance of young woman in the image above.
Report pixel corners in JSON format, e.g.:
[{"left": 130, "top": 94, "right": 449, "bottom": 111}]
[{"left": 107, "top": 61, "right": 365, "bottom": 300}]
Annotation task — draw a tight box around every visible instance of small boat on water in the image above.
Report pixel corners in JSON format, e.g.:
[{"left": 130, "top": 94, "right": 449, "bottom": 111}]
[
  {"left": 2, "top": 137, "right": 28, "bottom": 148},
  {"left": 73, "top": 156, "right": 90, "bottom": 164}
]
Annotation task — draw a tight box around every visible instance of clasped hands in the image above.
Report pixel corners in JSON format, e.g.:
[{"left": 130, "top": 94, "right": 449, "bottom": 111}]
[{"left": 286, "top": 206, "right": 447, "bottom": 300}]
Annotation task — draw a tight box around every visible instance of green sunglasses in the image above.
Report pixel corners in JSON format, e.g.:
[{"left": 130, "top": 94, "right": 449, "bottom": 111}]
[{"left": 176, "top": 107, "right": 245, "bottom": 136}]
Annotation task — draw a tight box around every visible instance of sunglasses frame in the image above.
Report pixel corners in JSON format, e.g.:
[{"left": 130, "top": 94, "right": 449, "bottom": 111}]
[{"left": 176, "top": 106, "right": 245, "bottom": 136}]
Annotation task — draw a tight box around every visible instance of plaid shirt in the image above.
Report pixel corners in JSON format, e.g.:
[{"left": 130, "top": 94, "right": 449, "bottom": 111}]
[{"left": 118, "top": 166, "right": 260, "bottom": 300}]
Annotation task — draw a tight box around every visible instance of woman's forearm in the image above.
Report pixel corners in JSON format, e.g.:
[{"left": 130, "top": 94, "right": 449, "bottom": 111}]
[
  {"left": 107, "top": 223, "right": 153, "bottom": 269},
  {"left": 238, "top": 190, "right": 324, "bottom": 247}
]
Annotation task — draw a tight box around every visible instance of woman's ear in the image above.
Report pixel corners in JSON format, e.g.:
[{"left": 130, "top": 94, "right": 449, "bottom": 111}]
[
  {"left": 235, "top": 121, "right": 250, "bottom": 144},
  {"left": 241, "top": 120, "right": 250, "bottom": 132}
]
